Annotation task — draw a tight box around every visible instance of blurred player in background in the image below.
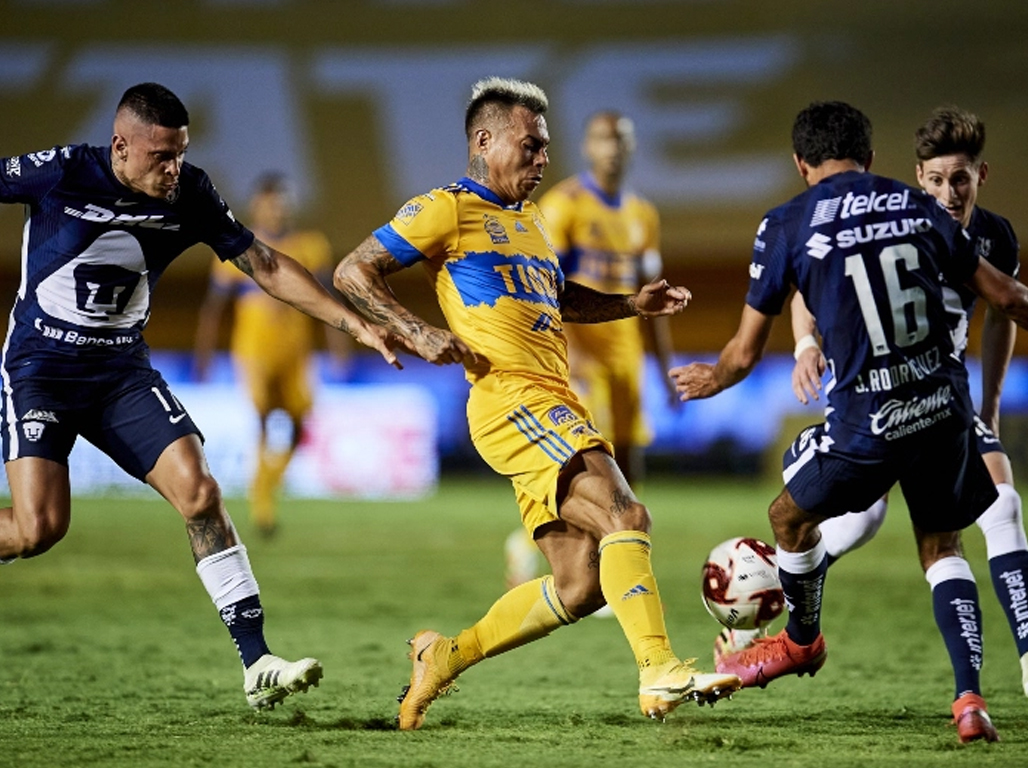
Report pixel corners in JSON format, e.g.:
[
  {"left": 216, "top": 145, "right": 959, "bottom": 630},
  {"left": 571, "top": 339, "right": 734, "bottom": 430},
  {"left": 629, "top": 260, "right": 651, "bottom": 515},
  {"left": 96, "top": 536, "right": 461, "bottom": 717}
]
[
  {"left": 335, "top": 76, "right": 740, "bottom": 730},
  {"left": 671, "top": 101, "right": 1028, "bottom": 743},
  {"left": 195, "top": 173, "right": 349, "bottom": 537},
  {"left": 780, "top": 107, "right": 1028, "bottom": 700},
  {"left": 0, "top": 83, "right": 402, "bottom": 709},
  {"left": 504, "top": 111, "right": 676, "bottom": 591}
]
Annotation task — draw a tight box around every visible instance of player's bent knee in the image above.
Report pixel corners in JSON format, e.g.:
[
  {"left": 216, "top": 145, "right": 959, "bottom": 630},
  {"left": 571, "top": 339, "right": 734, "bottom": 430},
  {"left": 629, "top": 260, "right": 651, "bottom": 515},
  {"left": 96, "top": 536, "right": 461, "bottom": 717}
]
[
  {"left": 613, "top": 502, "right": 651, "bottom": 534},
  {"left": 175, "top": 475, "right": 224, "bottom": 520}
]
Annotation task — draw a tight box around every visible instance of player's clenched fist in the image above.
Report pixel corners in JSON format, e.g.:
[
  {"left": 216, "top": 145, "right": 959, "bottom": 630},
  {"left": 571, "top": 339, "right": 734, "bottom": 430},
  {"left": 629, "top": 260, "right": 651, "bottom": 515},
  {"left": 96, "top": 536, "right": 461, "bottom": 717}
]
[
  {"left": 412, "top": 326, "right": 478, "bottom": 366},
  {"left": 633, "top": 279, "right": 691, "bottom": 317}
]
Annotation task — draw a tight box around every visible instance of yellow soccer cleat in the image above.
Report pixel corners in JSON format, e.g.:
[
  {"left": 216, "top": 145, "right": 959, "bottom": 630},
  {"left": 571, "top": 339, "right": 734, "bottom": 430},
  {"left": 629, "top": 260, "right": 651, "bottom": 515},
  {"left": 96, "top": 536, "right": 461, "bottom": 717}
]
[
  {"left": 639, "top": 658, "right": 741, "bottom": 721},
  {"left": 397, "top": 630, "right": 460, "bottom": 730}
]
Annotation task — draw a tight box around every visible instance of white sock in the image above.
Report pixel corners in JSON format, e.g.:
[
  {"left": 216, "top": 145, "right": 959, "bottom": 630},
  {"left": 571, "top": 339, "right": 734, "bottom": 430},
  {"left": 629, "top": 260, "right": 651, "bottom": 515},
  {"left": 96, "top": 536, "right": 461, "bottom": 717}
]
[
  {"left": 776, "top": 537, "right": 828, "bottom": 575},
  {"left": 925, "top": 556, "right": 975, "bottom": 589},
  {"left": 976, "top": 483, "right": 1028, "bottom": 559},
  {"left": 820, "top": 498, "right": 888, "bottom": 560},
  {"left": 196, "top": 544, "right": 260, "bottom": 611}
]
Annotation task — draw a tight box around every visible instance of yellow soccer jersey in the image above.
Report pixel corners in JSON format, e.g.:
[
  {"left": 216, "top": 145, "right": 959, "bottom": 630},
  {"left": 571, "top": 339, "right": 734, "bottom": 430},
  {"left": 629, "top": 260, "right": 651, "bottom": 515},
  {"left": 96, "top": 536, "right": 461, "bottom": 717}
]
[
  {"left": 538, "top": 175, "right": 660, "bottom": 445},
  {"left": 539, "top": 174, "right": 660, "bottom": 295},
  {"left": 374, "top": 177, "right": 569, "bottom": 385},
  {"left": 209, "top": 229, "right": 332, "bottom": 365}
]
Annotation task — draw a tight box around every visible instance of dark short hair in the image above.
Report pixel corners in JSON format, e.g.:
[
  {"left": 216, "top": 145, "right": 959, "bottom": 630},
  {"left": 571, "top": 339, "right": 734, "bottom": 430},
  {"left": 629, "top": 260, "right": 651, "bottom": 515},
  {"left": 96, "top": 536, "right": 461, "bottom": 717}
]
[
  {"left": 792, "top": 101, "right": 872, "bottom": 168},
  {"left": 914, "top": 106, "right": 985, "bottom": 165},
  {"left": 464, "top": 77, "right": 548, "bottom": 140},
  {"left": 116, "top": 82, "right": 189, "bottom": 128}
]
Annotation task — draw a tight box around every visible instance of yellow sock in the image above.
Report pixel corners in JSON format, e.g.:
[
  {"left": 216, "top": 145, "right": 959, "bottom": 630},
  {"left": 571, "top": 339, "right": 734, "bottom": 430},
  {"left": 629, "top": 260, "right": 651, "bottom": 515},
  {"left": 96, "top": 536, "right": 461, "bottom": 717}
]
[
  {"left": 598, "top": 531, "right": 676, "bottom": 677},
  {"left": 446, "top": 575, "right": 576, "bottom": 677},
  {"left": 249, "top": 448, "right": 292, "bottom": 530}
]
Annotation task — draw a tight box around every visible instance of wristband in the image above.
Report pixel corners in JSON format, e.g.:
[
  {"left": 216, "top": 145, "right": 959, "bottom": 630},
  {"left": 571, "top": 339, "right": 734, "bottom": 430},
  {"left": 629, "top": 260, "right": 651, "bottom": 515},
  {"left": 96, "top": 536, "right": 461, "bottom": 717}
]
[{"left": 794, "top": 334, "right": 820, "bottom": 361}]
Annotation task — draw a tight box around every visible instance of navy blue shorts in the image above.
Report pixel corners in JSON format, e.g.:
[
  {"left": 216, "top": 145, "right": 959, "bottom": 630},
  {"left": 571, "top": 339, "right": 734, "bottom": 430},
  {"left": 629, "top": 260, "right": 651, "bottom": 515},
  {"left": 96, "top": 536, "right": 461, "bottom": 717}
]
[
  {"left": 1, "top": 365, "right": 202, "bottom": 481},
  {"left": 973, "top": 414, "right": 1006, "bottom": 457},
  {"left": 782, "top": 421, "right": 997, "bottom": 533}
]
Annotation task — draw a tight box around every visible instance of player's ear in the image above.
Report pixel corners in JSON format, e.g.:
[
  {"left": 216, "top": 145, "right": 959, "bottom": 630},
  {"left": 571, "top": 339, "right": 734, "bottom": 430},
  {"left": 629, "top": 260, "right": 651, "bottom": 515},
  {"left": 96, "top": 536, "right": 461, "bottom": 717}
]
[
  {"left": 473, "top": 128, "right": 491, "bottom": 153},
  {"left": 111, "top": 133, "right": 128, "bottom": 159},
  {"left": 978, "top": 161, "right": 989, "bottom": 187},
  {"left": 863, "top": 150, "right": 875, "bottom": 172},
  {"left": 915, "top": 162, "right": 925, "bottom": 189}
]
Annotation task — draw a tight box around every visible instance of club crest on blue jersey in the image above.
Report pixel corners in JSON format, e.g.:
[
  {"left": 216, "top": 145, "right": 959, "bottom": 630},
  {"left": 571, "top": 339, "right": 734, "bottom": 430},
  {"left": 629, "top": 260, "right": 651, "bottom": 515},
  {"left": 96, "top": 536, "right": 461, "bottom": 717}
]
[
  {"left": 446, "top": 250, "right": 560, "bottom": 309},
  {"left": 483, "top": 214, "right": 510, "bottom": 244}
]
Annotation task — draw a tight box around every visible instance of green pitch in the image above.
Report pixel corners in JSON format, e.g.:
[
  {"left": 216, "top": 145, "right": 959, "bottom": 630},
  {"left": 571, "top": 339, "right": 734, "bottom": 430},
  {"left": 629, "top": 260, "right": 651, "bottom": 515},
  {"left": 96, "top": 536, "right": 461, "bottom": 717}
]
[{"left": 1, "top": 477, "right": 1025, "bottom": 767}]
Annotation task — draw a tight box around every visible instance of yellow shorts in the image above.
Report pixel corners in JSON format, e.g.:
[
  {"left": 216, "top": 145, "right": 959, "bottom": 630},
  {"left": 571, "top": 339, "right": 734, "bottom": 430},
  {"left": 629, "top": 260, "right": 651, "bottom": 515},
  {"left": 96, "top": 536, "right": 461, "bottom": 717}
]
[
  {"left": 235, "top": 354, "right": 313, "bottom": 419},
  {"left": 468, "top": 373, "right": 613, "bottom": 534}
]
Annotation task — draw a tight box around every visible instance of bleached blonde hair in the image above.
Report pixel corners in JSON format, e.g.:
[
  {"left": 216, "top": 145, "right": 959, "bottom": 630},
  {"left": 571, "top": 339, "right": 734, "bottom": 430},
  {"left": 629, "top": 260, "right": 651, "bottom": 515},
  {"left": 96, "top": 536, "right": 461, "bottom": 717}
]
[{"left": 465, "top": 77, "right": 548, "bottom": 139}]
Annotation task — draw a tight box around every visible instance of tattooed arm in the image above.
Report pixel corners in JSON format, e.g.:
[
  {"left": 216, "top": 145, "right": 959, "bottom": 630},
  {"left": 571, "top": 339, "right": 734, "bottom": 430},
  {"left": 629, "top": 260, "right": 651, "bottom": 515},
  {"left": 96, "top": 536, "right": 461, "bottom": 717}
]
[
  {"left": 334, "top": 234, "right": 477, "bottom": 366},
  {"left": 230, "top": 239, "right": 403, "bottom": 368},
  {"left": 561, "top": 277, "right": 691, "bottom": 324}
]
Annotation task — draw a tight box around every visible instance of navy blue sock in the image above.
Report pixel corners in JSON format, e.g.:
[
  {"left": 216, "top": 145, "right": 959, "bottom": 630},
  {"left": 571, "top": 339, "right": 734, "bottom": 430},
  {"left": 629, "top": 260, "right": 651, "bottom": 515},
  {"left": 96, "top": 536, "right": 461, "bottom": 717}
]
[
  {"left": 219, "top": 594, "right": 271, "bottom": 668},
  {"left": 988, "top": 550, "right": 1028, "bottom": 657},
  {"left": 931, "top": 578, "right": 983, "bottom": 698},
  {"left": 781, "top": 558, "right": 828, "bottom": 646}
]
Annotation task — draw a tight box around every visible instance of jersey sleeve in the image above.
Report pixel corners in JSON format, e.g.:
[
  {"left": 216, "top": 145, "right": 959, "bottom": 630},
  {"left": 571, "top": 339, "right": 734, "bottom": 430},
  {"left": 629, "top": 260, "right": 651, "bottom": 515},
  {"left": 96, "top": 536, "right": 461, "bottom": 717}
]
[
  {"left": 372, "top": 191, "right": 458, "bottom": 266},
  {"left": 988, "top": 215, "right": 1020, "bottom": 279},
  {"left": 194, "top": 171, "right": 255, "bottom": 261},
  {"left": 0, "top": 146, "right": 72, "bottom": 204},
  {"left": 745, "top": 213, "right": 792, "bottom": 315},
  {"left": 639, "top": 200, "right": 662, "bottom": 281}
]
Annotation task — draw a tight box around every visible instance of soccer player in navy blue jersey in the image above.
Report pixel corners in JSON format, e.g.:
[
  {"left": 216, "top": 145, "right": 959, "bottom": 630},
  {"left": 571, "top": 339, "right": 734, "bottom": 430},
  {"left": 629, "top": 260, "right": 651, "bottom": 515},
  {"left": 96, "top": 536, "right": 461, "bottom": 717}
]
[
  {"left": 670, "top": 101, "right": 1028, "bottom": 743},
  {"left": 784, "top": 107, "right": 1028, "bottom": 716},
  {"left": 0, "top": 82, "right": 403, "bottom": 709}
]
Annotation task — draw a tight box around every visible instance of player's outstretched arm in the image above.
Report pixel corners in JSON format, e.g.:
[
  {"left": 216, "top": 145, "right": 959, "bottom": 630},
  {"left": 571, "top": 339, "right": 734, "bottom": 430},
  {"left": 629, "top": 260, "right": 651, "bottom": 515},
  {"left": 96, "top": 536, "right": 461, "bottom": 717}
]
[
  {"left": 668, "top": 305, "right": 774, "bottom": 401},
  {"left": 561, "top": 278, "right": 690, "bottom": 323},
  {"left": 980, "top": 303, "right": 1016, "bottom": 434},
  {"left": 969, "top": 257, "right": 1028, "bottom": 333},
  {"left": 789, "top": 291, "right": 826, "bottom": 406},
  {"left": 334, "top": 234, "right": 477, "bottom": 366},
  {"left": 230, "top": 239, "right": 405, "bottom": 369}
]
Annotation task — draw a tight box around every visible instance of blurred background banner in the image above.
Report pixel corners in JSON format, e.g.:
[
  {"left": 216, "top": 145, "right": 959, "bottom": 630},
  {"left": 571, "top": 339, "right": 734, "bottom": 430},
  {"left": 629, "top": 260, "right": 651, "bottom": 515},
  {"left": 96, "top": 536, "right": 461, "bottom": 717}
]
[{"left": 2, "top": 0, "right": 1028, "bottom": 490}]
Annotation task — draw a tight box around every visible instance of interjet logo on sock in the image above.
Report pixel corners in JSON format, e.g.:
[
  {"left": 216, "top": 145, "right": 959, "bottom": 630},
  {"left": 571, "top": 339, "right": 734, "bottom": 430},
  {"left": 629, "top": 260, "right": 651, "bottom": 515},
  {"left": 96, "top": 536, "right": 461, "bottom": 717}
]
[
  {"left": 622, "top": 584, "right": 652, "bottom": 601},
  {"left": 795, "top": 576, "right": 823, "bottom": 627},
  {"left": 951, "top": 598, "right": 983, "bottom": 669},
  {"left": 998, "top": 569, "right": 1028, "bottom": 640}
]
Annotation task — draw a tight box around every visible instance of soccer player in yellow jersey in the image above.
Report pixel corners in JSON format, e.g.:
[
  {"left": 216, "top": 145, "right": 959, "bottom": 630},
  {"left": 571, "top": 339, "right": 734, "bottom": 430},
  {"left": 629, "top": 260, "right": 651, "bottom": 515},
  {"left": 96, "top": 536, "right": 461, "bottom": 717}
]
[
  {"left": 334, "top": 77, "right": 741, "bottom": 730},
  {"left": 195, "top": 174, "right": 349, "bottom": 536},
  {"left": 503, "top": 112, "right": 678, "bottom": 591},
  {"left": 540, "top": 111, "right": 676, "bottom": 485}
]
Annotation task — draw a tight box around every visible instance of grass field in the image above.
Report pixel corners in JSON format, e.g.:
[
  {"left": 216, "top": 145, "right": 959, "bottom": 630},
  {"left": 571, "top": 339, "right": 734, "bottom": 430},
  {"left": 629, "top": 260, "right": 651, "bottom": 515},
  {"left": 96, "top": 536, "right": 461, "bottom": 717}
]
[{"left": 2, "top": 476, "right": 1026, "bottom": 767}]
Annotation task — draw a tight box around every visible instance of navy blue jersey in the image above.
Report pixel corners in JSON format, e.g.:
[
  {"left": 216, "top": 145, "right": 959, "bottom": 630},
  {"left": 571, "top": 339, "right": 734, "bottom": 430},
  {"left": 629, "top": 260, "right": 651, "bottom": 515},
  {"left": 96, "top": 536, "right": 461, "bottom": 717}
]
[
  {"left": 0, "top": 144, "right": 253, "bottom": 378},
  {"left": 943, "top": 206, "right": 1020, "bottom": 357},
  {"left": 747, "top": 170, "right": 979, "bottom": 454}
]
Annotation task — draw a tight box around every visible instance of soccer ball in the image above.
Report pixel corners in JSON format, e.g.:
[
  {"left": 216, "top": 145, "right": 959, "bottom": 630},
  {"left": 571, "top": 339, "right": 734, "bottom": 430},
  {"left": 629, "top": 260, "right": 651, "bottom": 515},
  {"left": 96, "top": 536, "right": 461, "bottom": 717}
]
[{"left": 701, "top": 537, "right": 785, "bottom": 630}]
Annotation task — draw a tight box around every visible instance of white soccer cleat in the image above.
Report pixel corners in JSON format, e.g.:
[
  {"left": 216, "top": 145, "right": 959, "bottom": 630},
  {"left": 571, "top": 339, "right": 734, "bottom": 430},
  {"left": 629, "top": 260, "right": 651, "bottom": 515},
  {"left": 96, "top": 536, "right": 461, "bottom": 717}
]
[
  {"left": 244, "top": 654, "right": 323, "bottom": 710},
  {"left": 639, "top": 659, "right": 741, "bottom": 720}
]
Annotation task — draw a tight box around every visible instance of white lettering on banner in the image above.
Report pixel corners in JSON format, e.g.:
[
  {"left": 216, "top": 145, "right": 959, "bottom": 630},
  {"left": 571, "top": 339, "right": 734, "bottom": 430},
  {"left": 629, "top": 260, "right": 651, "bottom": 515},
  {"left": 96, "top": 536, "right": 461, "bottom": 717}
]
[
  {"left": 311, "top": 46, "right": 550, "bottom": 200},
  {"left": 20, "top": 38, "right": 804, "bottom": 212},
  {"left": 62, "top": 47, "right": 316, "bottom": 205},
  {"left": 555, "top": 38, "right": 799, "bottom": 203}
]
